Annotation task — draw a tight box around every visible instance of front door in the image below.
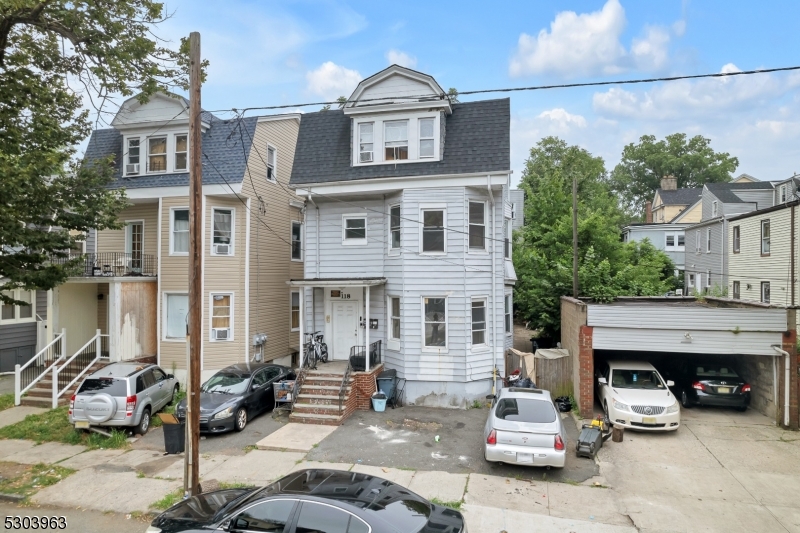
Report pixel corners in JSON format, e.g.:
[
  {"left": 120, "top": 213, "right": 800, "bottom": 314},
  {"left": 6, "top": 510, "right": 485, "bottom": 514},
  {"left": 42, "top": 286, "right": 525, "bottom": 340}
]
[
  {"left": 332, "top": 300, "right": 359, "bottom": 360},
  {"left": 695, "top": 274, "right": 703, "bottom": 294},
  {"left": 126, "top": 222, "right": 143, "bottom": 272}
]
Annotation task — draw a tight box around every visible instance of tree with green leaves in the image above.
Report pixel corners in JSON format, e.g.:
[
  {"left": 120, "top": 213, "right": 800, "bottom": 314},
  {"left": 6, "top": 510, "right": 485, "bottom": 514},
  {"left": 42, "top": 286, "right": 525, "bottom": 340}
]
[
  {"left": 608, "top": 133, "right": 739, "bottom": 219},
  {"left": 0, "top": 1, "right": 195, "bottom": 305},
  {"left": 514, "top": 137, "right": 676, "bottom": 338}
]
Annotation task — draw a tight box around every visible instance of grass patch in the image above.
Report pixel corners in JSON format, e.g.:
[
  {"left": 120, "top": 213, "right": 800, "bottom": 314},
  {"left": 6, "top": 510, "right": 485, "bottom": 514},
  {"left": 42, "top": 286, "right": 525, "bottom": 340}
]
[
  {"left": 0, "top": 394, "right": 15, "bottom": 412},
  {"left": 0, "top": 406, "right": 129, "bottom": 450},
  {"left": 0, "top": 463, "right": 75, "bottom": 499},
  {"left": 151, "top": 488, "right": 184, "bottom": 511},
  {"left": 243, "top": 445, "right": 258, "bottom": 453},
  {"left": 151, "top": 389, "right": 186, "bottom": 429},
  {"left": 430, "top": 498, "right": 463, "bottom": 511}
]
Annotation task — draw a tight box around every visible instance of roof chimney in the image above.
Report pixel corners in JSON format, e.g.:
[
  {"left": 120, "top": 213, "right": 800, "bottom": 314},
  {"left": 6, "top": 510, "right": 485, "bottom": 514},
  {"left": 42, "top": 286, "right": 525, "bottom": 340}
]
[
  {"left": 645, "top": 201, "right": 653, "bottom": 223},
  {"left": 660, "top": 175, "right": 677, "bottom": 191}
]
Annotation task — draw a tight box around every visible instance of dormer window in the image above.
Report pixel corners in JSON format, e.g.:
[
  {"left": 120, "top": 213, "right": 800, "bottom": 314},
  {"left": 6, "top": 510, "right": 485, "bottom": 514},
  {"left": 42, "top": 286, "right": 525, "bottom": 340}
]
[
  {"left": 359, "top": 123, "right": 374, "bottom": 163},
  {"left": 126, "top": 139, "right": 140, "bottom": 175},
  {"left": 148, "top": 137, "right": 167, "bottom": 172},
  {"left": 175, "top": 135, "right": 188, "bottom": 171},
  {"left": 419, "top": 118, "right": 434, "bottom": 158},
  {"left": 385, "top": 121, "right": 408, "bottom": 161}
]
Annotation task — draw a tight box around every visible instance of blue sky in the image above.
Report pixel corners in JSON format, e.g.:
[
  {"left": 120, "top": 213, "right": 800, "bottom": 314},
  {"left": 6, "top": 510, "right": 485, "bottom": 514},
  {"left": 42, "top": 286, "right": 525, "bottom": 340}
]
[{"left": 147, "top": 0, "right": 800, "bottom": 185}]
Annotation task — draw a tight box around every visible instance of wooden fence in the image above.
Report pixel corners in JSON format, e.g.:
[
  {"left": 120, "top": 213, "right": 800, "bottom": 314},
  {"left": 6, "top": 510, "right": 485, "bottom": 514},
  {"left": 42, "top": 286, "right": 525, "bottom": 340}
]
[{"left": 505, "top": 349, "right": 573, "bottom": 398}]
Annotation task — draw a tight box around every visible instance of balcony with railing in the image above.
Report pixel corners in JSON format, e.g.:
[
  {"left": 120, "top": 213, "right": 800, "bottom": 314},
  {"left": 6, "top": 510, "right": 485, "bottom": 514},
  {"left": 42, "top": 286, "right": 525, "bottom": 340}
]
[{"left": 52, "top": 252, "right": 157, "bottom": 278}]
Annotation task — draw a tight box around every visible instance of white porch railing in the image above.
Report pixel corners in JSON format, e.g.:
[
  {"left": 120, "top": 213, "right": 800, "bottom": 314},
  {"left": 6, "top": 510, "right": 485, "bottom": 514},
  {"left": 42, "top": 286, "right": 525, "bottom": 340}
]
[
  {"left": 52, "top": 329, "right": 108, "bottom": 408},
  {"left": 15, "top": 329, "right": 66, "bottom": 406}
]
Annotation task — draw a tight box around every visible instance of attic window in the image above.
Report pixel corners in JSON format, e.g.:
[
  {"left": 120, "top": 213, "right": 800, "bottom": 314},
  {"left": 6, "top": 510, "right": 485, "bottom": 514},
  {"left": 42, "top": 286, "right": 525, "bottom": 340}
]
[
  {"left": 148, "top": 137, "right": 167, "bottom": 172},
  {"left": 175, "top": 135, "right": 188, "bottom": 171},
  {"left": 359, "top": 123, "right": 373, "bottom": 163},
  {"left": 384, "top": 121, "right": 408, "bottom": 161},
  {"left": 126, "top": 139, "right": 140, "bottom": 175},
  {"left": 419, "top": 118, "right": 434, "bottom": 158}
]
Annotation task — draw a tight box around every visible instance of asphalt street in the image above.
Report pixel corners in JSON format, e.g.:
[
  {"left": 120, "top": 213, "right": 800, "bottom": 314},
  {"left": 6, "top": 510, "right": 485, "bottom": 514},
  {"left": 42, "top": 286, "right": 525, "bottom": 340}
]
[{"left": 0, "top": 502, "right": 149, "bottom": 533}]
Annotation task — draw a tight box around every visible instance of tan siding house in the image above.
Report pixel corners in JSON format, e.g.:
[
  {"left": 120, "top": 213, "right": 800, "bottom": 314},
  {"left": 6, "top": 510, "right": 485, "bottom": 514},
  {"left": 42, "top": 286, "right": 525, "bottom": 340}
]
[{"left": 54, "top": 92, "right": 304, "bottom": 382}]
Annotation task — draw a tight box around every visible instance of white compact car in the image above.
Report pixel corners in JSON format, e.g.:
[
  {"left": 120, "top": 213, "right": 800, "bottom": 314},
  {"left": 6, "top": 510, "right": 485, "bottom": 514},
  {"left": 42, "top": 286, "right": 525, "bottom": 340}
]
[{"left": 596, "top": 360, "right": 680, "bottom": 431}]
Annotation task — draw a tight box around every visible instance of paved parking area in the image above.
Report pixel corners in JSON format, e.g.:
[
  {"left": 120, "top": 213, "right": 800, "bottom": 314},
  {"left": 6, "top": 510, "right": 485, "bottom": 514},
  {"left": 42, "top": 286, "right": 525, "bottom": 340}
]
[
  {"left": 599, "top": 406, "right": 800, "bottom": 533},
  {"left": 306, "top": 405, "right": 600, "bottom": 483}
]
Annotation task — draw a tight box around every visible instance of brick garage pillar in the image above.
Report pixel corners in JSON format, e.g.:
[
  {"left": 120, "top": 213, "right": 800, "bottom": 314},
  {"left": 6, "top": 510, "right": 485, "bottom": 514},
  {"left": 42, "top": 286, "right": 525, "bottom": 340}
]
[{"left": 578, "top": 325, "right": 594, "bottom": 419}]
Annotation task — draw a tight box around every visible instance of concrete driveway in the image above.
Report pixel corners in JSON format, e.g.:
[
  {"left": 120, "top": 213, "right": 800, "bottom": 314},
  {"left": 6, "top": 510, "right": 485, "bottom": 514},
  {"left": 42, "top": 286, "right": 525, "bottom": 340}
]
[
  {"left": 599, "top": 406, "right": 800, "bottom": 532},
  {"left": 306, "top": 405, "right": 600, "bottom": 483}
]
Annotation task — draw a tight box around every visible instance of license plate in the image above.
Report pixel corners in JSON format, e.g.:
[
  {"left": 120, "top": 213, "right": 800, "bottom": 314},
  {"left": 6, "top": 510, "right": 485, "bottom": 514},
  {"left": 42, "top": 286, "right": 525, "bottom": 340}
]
[
  {"left": 718, "top": 387, "right": 731, "bottom": 394},
  {"left": 642, "top": 417, "right": 657, "bottom": 425},
  {"left": 517, "top": 452, "right": 534, "bottom": 464},
  {"left": 74, "top": 421, "right": 90, "bottom": 429}
]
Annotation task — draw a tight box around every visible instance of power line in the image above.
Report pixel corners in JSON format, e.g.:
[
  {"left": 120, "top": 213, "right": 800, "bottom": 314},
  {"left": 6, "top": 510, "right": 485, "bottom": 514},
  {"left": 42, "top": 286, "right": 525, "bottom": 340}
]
[{"left": 229, "top": 64, "right": 800, "bottom": 114}]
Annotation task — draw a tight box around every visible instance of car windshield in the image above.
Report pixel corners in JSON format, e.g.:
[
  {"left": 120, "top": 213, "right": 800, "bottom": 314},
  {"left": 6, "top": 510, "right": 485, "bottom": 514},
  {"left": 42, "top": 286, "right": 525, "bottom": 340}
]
[
  {"left": 495, "top": 398, "right": 556, "bottom": 423},
  {"left": 201, "top": 373, "right": 248, "bottom": 395},
  {"left": 78, "top": 377, "right": 127, "bottom": 396},
  {"left": 611, "top": 369, "right": 665, "bottom": 390},
  {"left": 695, "top": 365, "right": 739, "bottom": 378}
]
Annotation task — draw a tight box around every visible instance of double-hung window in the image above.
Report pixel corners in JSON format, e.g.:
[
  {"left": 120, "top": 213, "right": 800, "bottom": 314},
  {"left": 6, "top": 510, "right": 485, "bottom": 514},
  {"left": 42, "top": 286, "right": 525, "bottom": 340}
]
[
  {"left": 148, "top": 137, "right": 167, "bottom": 172},
  {"left": 165, "top": 293, "right": 188, "bottom": 339},
  {"left": 384, "top": 120, "right": 408, "bottom": 161},
  {"left": 732, "top": 281, "right": 740, "bottom": 299},
  {"left": 695, "top": 230, "right": 701, "bottom": 253},
  {"left": 677, "top": 234, "right": 685, "bottom": 247},
  {"left": 733, "top": 226, "right": 740, "bottom": 253},
  {"left": 423, "top": 297, "right": 446, "bottom": 348},
  {"left": 469, "top": 202, "right": 485, "bottom": 250},
  {"left": 0, "top": 290, "right": 34, "bottom": 324},
  {"left": 421, "top": 209, "right": 445, "bottom": 253},
  {"left": 761, "top": 220, "right": 770, "bottom": 255},
  {"left": 210, "top": 293, "right": 232, "bottom": 341},
  {"left": 389, "top": 205, "right": 401, "bottom": 250},
  {"left": 358, "top": 123, "right": 374, "bottom": 163},
  {"left": 706, "top": 228, "right": 712, "bottom": 253},
  {"left": 343, "top": 215, "right": 367, "bottom": 244},
  {"left": 505, "top": 294, "right": 512, "bottom": 334},
  {"left": 171, "top": 209, "right": 189, "bottom": 254},
  {"left": 212, "top": 208, "right": 234, "bottom": 256},
  {"left": 504, "top": 222, "right": 511, "bottom": 259},
  {"left": 779, "top": 185, "right": 787, "bottom": 203},
  {"left": 126, "top": 138, "right": 140, "bottom": 174},
  {"left": 291, "top": 221, "right": 302, "bottom": 261},
  {"left": 761, "top": 282, "right": 770, "bottom": 303},
  {"left": 471, "top": 299, "right": 486, "bottom": 346},
  {"left": 174, "top": 134, "right": 188, "bottom": 171},
  {"left": 267, "top": 145, "right": 276, "bottom": 180},
  {"left": 419, "top": 118, "right": 435, "bottom": 158},
  {"left": 712, "top": 201, "right": 718, "bottom": 217},
  {"left": 389, "top": 297, "right": 400, "bottom": 342},
  {"left": 666, "top": 234, "right": 675, "bottom": 248},
  {"left": 706, "top": 270, "right": 711, "bottom": 288},
  {"left": 290, "top": 291, "right": 300, "bottom": 331}
]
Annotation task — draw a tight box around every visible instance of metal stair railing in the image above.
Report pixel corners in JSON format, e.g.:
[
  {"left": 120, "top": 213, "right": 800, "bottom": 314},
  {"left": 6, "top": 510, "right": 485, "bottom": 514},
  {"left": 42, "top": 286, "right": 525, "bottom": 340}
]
[
  {"left": 52, "top": 329, "right": 109, "bottom": 408},
  {"left": 338, "top": 362, "right": 352, "bottom": 415},
  {"left": 14, "top": 329, "right": 66, "bottom": 406}
]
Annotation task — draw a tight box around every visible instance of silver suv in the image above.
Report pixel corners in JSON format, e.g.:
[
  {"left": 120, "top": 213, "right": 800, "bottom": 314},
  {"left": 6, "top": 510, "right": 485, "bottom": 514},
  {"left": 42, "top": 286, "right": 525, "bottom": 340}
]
[{"left": 69, "top": 363, "right": 179, "bottom": 435}]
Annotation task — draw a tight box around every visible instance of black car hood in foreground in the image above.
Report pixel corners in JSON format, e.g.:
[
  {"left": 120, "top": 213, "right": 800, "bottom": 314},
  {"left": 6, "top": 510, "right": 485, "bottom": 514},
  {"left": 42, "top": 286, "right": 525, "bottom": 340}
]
[{"left": 153, "top": 488, "right": 253, "bottom": 531}]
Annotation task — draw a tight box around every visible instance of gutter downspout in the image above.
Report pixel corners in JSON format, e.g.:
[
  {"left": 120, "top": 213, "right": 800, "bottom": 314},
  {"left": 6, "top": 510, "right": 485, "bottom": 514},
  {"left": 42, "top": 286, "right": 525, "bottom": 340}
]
[
  {"left": 772, "top": 344, "right": 791, "bottom": 428},
  {"left": 488, "top": 175, "right": 497, "bottom": 394},
  {"left": 792, "top": 205, "right": 796, "bottom": 307}
]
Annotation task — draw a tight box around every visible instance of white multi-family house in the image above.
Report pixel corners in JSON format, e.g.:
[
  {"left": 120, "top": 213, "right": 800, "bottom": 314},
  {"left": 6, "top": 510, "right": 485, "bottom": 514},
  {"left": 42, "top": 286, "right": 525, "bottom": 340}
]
[{"left": 288, "top": 65, "right": 516, "bottom": 412}]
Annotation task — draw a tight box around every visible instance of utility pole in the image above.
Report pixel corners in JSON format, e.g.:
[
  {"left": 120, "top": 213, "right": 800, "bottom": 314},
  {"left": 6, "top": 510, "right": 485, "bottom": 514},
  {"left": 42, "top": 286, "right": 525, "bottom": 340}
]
[
  {"left": 572, "top": 173, "right": 579, "bottom": 298},
  {"left": 185, "top": 31, "right": 202, "bottom": 497}
]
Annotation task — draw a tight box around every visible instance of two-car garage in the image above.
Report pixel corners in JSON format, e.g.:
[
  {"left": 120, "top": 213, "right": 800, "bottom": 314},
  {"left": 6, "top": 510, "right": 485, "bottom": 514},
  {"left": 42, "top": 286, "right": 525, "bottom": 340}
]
[{"left": 560, "top": 296, "right": 798, "bottom": 428}]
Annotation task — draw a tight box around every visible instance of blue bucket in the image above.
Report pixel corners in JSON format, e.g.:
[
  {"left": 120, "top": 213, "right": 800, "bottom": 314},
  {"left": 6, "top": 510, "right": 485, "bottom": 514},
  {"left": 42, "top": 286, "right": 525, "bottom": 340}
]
[{"left": 372, "top": 397, "right": 387, "bottom": 412}]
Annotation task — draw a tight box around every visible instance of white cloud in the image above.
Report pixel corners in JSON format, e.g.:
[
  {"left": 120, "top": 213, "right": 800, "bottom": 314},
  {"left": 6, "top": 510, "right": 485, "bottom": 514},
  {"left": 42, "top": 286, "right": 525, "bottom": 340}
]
[
  {"left": 509, "top": 0, "right": 682, "bottom": 78},
  {"left": 592, "top": 64, "right": 800, "bottom": 120},
  {"left": 537, "top": 108, "right": 588, "bottom": 129},
  {"left": 305, "top": 61, "right": 363, "bottom": 100},
  {"left": 386, "top": 49, "right": 417, "bottom": 69}
]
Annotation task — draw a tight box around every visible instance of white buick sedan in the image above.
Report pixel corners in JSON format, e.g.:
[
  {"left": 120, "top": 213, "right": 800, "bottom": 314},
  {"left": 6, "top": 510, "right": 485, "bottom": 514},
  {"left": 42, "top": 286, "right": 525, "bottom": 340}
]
[{"left": 596, "top": 360, "right": 680, "bottom": 431}]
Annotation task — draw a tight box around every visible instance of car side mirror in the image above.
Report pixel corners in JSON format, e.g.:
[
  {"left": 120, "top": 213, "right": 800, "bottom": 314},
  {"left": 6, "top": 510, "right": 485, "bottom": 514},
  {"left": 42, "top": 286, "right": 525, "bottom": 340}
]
[
  {"left": 167, "top": 374, "right": 174, "bottom": 380},
  {"left": 485, "top": 394, "right": 495, "bottom": 401},
  {"left": 598, "top": 377, "right": 607, "bottom": 385},
  {"left": 666, "top": 380, "right": 675, "bottom": 387}
]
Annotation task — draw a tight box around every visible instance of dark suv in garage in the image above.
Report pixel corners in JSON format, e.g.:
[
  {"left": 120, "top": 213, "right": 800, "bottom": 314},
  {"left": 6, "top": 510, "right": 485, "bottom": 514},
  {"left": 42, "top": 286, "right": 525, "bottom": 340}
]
[{"left": 669, "top": 361, "right": 751, "bottom": 411}]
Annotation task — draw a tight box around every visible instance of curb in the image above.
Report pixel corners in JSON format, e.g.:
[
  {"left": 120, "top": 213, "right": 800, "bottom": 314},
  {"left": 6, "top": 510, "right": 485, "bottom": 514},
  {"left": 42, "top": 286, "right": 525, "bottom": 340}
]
[{"left": 0, "top": 493, "right": 26, "bottom": 503}]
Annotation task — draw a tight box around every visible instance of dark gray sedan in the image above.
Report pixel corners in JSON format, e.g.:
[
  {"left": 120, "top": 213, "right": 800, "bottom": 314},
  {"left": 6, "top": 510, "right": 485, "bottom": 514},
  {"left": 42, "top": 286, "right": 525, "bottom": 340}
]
[{"left": 175, "top": 363, "right": 293, "bottom": 433}]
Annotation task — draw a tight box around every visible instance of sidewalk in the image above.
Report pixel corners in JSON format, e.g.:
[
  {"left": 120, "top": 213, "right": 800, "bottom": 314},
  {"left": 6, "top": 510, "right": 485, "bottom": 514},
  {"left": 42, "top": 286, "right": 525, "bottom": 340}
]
[{"left": 0, "top": 425, "right": 631, "bottom": 532}]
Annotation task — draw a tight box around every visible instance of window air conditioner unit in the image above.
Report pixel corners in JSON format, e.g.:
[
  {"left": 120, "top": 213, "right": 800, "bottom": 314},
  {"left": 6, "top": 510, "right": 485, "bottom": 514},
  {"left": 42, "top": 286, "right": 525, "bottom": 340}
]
[
  {"left": 360, "top": 153, "right": 373, "bottom": 163},
  {"left": 126, "top": 163, "right": 140, "bottom": 175},
  {"left": 212, "top": 328, "right": 230, "bottom": 341},
  {"left": 214, "top": 243, "right": 231, "bottom": 255},
  {"left": 676, "top": 289, "right": 684, "bottom": 296}
]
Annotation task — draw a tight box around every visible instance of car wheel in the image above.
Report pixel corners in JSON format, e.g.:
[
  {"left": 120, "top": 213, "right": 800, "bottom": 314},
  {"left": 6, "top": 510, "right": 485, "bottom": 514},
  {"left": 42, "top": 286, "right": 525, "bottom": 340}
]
[
  {"left": 234, "top": 407, "right": 247, "bottom": 432},
  {"left": 135, "top": 408, "right": 151, "bottom": 436},
  {"left": 680, "top": 390, "right": 692, "bottom": 408},
  {"left": 170, "top": 385, "right": 180, "bottom": 406},
  {"left": 603, "top": 401, "right": 613, "bottom": 426},
  {"left": 735, "top": 406, "right": 747, "bottom": 412}
]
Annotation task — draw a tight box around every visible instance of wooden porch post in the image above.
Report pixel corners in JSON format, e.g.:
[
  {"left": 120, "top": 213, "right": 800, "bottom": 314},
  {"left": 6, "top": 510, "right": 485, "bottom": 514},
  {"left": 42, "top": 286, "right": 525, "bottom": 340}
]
[{"left": 298, "top": 286, "right": 304, "bottom": 368}]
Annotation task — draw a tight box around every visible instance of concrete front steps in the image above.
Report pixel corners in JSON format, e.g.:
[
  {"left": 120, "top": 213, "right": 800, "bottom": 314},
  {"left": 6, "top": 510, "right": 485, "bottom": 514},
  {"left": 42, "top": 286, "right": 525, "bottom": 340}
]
[
  {"left": 20, "top": 360, "right": 108, "bottom": 408},
  {"left": 289, "top": 369, "right": 353, "bottom": 426}
]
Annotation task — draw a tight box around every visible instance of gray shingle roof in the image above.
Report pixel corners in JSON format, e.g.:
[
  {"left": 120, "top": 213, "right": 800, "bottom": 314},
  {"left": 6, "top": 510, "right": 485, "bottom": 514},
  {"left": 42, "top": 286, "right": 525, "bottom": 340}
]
[
  {"left": 656, "top": 188, "right": 702, "bottom": 206},
  {"left": 289, "top": 98, "right": 510, "bottom": 186},
  {"left": 82, "top": 114, "right": 257, "bottom": 190},
  {"left": 705, "top": 181, "right": 774, "bottom": 203}
]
